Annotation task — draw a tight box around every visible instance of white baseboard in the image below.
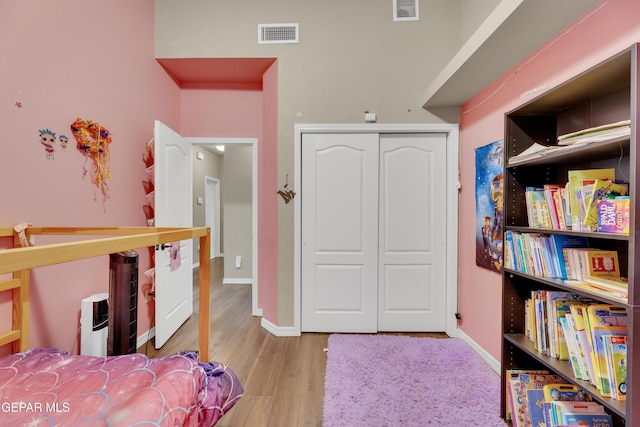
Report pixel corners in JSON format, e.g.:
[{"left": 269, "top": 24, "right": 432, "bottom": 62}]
[
  {"left": 137, "top": 327, "right": 155, "bottom": 349},
  {"left": 223, "top": 278, "right": 252, "bottom": 285},
  {"left": 456, "top": 328, "right": 500, "bottom": 374},
  {"left": 261, "top": 317, "right": 300, "bottom": 336}
]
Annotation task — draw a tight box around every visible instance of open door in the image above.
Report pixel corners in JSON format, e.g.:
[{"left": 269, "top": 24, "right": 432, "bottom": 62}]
[{"left": 153, "top": 120, "right": 193, "bottom": 348}]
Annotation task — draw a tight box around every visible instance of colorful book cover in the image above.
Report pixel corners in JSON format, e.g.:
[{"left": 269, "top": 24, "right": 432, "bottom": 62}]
[
  {"left": 598, "top": 197, "right": 630, "bottom": 234},
  {"left": 567, "top": 169, "right": 615, "bottom": 223},
  {"left": 518, "top": 373, "right": 565, "bottom": 427},
  {"left": 594, "top": 327, "right": 627, "bottom": 397},
  {"left": 585, "top": 304, "right": 627, "bottom": 396},
  {"left": 505, "top": 369, "right": 548, "bottom": 421},
  {"left": 561, "top": 412, "right": 613, "bottom": 427},
  {"left": 560, "top": 315, "right": 583, "bottom": 379},
  {"left": 551, "top": 401, "right": 605, "bottom": 426},
  {"left": 525, "top": 188, "right": 546, "bottom": 228},
  {"left": 584, "top": 249, "right": 621, "bottom": 279},
  {"left": 550, "top": 296, "right": 583, "bottom": 360},
  {"left": 583, "top": 179, "right": 627, "bottom": 227},
  {"left": 569, "top": 304, "right": 595, "bottom": 383},
  {"left": 525, "top": 389, "right": 547, "bottom": 427},
  {"left": 548, "top": 235, "right": 589, "bottom": 279},
  {"left": 608, "top": 335, "right": 627, "bottom": 401}
]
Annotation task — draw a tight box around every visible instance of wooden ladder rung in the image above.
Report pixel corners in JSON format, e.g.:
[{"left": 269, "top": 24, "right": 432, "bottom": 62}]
[
  {"left": 0, "top": 278, "right": 21, "bottom": 292},
  {"left": 0, "top": 330, "right": 21, "bottom": 347}
]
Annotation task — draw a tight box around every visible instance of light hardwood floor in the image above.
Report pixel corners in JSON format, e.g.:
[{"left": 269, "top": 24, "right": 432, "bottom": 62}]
[{"left": 139, "top": 257, "right": 446, "bottom": 427}]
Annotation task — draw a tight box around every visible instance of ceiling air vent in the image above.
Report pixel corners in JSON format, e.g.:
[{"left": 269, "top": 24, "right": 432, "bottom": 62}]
[{"left": 258, "top": 23, "right": 299, "bottom": 44}]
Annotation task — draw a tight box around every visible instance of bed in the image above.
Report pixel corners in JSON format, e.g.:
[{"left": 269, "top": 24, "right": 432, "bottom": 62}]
[{"left": 0, "top": 226, "right": 243, "bottom": 426}]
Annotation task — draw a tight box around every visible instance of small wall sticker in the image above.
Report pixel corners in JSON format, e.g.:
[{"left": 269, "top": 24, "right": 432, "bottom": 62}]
[{"left": 39, "top": 128, "right": 56, "bottom": 160}]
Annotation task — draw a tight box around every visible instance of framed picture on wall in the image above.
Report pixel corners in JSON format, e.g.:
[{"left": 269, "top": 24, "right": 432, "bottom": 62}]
[
  {"left": 393, "top": 0, "right": 419, "bottom": 21},
  {"left": 475, "top": 139, "right": 504, "bottom": 273}
]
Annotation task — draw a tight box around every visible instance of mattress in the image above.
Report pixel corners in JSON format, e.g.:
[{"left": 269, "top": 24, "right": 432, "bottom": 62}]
[{"left": 0, "top": 348, "right": 243, "bottom": 426}]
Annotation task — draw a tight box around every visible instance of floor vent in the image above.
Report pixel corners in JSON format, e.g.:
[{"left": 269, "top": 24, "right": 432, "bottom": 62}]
[{"left": 258, "top": 23, "right": 299, "bottom": 44}]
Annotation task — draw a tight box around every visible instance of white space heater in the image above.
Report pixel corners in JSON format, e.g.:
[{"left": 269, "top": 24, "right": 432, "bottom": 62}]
[{"left": 80, "top": 293, "right": 109, "bottom": 356}]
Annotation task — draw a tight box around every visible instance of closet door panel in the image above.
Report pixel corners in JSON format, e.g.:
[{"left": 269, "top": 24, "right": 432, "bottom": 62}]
[
  {"left": 378, "top": 133, "right": 447, "bottom": 331},
  {"left": 301, "top": 132, "right": 379, "bottom": 332}
]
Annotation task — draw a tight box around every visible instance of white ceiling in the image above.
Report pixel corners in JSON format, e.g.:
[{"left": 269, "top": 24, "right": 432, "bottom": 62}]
[{"left": 422, "top": 0, "right": 602, "bottom": 111}]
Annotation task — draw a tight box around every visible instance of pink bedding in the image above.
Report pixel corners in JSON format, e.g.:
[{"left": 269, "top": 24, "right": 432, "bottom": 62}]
[{"left": 0, "top": 348, "right": 243, "bottom": 426}]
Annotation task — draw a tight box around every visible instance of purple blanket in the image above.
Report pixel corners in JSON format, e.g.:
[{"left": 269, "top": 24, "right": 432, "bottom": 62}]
[{"left": 0, "top": 348, "right": 243, "bottom": 426}]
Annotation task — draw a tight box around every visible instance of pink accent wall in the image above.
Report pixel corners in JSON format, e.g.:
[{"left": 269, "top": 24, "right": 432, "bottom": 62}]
[
  {"left": 458, "top": 0, "right": 640, "bottom": 360},
  {"left": 177, "top": 61, "right": 281, "bottom": 325},
  {"left": 0, "top": 0, "right": 181, "bottom": 355}
]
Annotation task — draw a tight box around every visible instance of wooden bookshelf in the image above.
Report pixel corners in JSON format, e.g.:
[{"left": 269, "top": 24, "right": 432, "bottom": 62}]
[{"left": 501, "top": 43, "right": 640, "bottom": 427}]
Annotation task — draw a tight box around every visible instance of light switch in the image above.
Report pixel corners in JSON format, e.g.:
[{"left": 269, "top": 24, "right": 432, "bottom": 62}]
[{"left": 197, "top": 197, "right": 203, "bottom": 205}]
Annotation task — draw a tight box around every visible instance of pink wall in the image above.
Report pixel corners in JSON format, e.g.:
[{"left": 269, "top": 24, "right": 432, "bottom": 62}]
[
  {"left": 458, "top": 0, "right": 640, "bottom": 360},
  {"left": 178, "top": 68, "right": 281, "bottom": 325},
  {"left": 0, "top": 0, "right": 181, "bottom": 355}
]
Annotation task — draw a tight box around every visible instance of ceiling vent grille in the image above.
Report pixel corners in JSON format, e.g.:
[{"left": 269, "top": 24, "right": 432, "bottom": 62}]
[{"left": 258, "top": 23, "right": 299, "bottom": 44}]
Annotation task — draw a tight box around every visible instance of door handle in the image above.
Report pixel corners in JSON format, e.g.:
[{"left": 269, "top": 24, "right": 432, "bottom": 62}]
[{"left": 156, "top": 243, "right": 170, "bottom": 250}]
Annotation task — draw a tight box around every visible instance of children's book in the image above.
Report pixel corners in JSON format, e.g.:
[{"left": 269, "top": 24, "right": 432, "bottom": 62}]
[
  {"left": 551, "top": 401, "right": 605, "bottom": 426},
  {"left": 518, "top": 373, "right": 565, "bottom": 427},
  {"left": 504, "top": 369, "right": 548, "bottom": 422},
  {"left": 569, "top": 304, "right": 595, "bottom": 383},
  {"left": 583, "top": 179, "right": 627, "bottom": 227},
  {"left": 567, "top": 169, "right": 615, "bottom": 225},
  {"left": 561, "top": 412, "right": 613, "bottom": 427},
  {"left": 584, "top": 249, "right": 621, "bottom": 279},
  {"left": 598, "top": 196, "right": 630, "bottom": 234},
  {"left": 585, "top": 304, "right": 627, "bottom": 396},
  {"left": 560, "top": 315, "right": 584, "bottom": 379},
  {"left": 606, "top": 335, "right": 628, "bottom": 400},
  {"left": 581, "top": 276, "right": 628, "bottom": 298},
  {"left": 548, "top": 235, "right": 589, "bottom": 279},
  {"left": 551, "top": 296, "right": 584, "bottom": 360},
  {"left": 525, "top": 389, "right": 548, "bottom": 427}
]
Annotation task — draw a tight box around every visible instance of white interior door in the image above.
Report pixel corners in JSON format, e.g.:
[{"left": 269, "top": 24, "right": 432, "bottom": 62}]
[
  {"left": 301, "top": 133, "right": 379, "bottom": 332},
  {"left": 377, "top": 134, "right": 447, "bottom": 331},
  {"left": 154, "top": 120, "right": 193, "bottom": 348}
]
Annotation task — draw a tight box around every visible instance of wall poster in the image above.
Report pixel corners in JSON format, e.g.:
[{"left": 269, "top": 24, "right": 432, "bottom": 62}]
[{"left": 475, "top": 139, "right": 504, "bottom": 273}]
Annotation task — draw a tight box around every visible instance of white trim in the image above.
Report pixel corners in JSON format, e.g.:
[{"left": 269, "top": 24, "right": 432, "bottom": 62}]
[
  {"left": 204, "top": 176, "right": 221, "bottom": 258},
  {"left": 261, "top": 317, "right": 299, "bottom": 337},
  {"left": 293, "top": 123, "right": 459, "bottom": 337},
  {"left": 137, "top": 327, "right": 155, "bottom": 349},
  {"left": 222, "top": 278, "right": 252, "bottom": 285},
  {"left": 189, "top": 137, "right": 260, "bottom": 317},
  {"left": 456, "top": 328, "right": 500, "bottom": 374}
]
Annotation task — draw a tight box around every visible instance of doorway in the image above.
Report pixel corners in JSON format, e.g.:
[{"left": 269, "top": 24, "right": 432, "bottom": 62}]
[{"left": 191, "top": 137, "right": 261, "bottom": 317}]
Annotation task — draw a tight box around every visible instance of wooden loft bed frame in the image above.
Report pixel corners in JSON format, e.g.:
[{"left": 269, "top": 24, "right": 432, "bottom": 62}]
[{"left": 0, "top": 226, "right": 211, "bottom": 361}]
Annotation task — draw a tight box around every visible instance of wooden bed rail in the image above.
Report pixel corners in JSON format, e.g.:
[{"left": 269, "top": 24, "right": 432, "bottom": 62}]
[{"left": 0, "top": 226, "right": 211, "bottom": 361}]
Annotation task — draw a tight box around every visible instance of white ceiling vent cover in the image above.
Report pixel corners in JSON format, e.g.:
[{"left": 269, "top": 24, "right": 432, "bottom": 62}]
[{"left": 258, "top": 23, "right": 299, "bottom": 44}]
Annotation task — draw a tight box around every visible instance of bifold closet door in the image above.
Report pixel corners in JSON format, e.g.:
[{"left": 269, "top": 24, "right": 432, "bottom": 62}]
[
  {"left": 377, "top": 133, "right": 447, "bottom": 331},
  {"left": 301, "top": 132, "right": 379, "bottom": 332},
  {"left": 301, "top": 131, "right": 448, "bottom": 333}
]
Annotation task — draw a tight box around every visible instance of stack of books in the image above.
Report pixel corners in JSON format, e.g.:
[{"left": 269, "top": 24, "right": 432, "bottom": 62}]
[
  {"left": 506, "top": 370, "right": 614, "bottom": 427},
  {"left": 522, "top": 168, "right": 629, "bottom": 233},
  {"left": 557, "top": 120, "right": 631, "bottom": 146},
  {"left": 523, "top": 296, "right": 628, "bottom": 401}
]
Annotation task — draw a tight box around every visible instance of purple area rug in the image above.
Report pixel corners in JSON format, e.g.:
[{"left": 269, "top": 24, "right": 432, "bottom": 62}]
[{"left": 323, "top": 334, "right": 506, "bottom": 426}]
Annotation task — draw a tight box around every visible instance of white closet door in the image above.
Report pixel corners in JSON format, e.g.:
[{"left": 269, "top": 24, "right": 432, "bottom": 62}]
[
  {"left": 301, "top": 132, "right": 379, "bottom": 332},
  {"left": 377, "top": 133, "right": 447, "bottom": 331}
]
